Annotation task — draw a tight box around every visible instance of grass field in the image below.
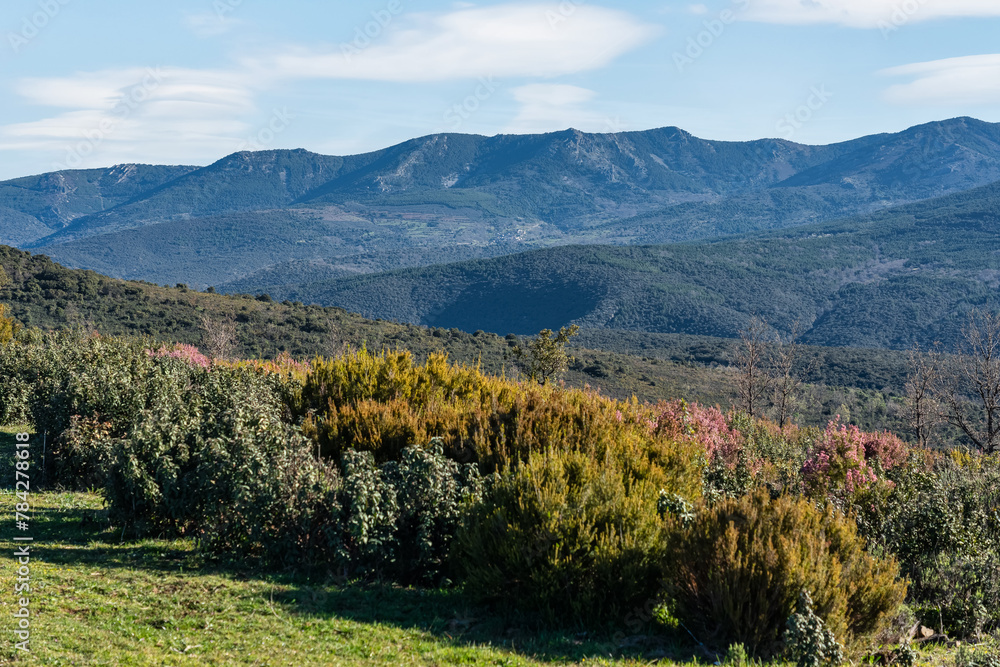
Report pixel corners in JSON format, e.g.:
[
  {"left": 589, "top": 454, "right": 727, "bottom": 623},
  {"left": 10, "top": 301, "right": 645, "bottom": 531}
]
[{"left": 0, "top": 488, "right": 686, "bottom": 666}]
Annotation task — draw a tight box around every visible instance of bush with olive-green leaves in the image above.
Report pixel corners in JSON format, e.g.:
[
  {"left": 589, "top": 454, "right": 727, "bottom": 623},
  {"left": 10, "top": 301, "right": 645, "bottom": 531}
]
[
  {"left": 454, "top": 446, "right": 667, "bottom": 627},
  {"left": 852, "top": 451, "right": 1000, "bottom": 637},
  {"left": 663, "top": 490, "right": 906, "bottom": 657}
]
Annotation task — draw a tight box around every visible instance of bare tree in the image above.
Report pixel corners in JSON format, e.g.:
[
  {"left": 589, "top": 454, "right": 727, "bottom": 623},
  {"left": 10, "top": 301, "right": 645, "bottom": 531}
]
[
  {"left": 938, "top": 310, "right": 1000, "bottom": 453},
  {"left": 734, "top": 316, "right": 772, "bottom": 417},
  {"left": 770, "top": 321, "right": 804, "bottom": 428},
  {"left": 904, "top": 343, "right": 940, "bottom": 448},
  {"left": 200, "top": 313, "right": 238, "bottom": 361}
]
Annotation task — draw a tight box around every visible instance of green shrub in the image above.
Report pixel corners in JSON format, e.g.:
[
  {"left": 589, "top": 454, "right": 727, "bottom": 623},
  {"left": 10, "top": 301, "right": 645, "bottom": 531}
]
[
  {"left": 783, "top": 590, "right": 845, "bottom": 667},
  {"left": 663, "top": 490, "right": 906, "bottom": 657},
  {"left": 454, "top": 447, "right": 667, "bottom": 627},
  {"left": 854, "top": 451, "right": 1000, "bottom": 636},
  {"left": 200, "top": 430, "right": 342, "bottom": 569},
  {"left": 954, "top": 644, "right": 1000, "bottom": 667},
  {"left": 298, "top": 348, "right": 703, "bottom": 500},
  {"left": 381, "top": 442, "right": 483, "bottom": 584},
  {"left": 104, "top": 364, "right": 297, "bottom": 534},
  {"left": 336, "top": 449, "right": 400, "bottom": 574},
  {"left": 335, "top": 444, "right": 483, "bottom": 583}
]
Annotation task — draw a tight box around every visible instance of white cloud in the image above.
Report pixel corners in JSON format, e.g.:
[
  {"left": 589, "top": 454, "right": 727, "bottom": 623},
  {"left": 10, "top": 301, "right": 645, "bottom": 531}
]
[
  {"left": 249, "top": 3, "right": 658, "bottom": 82},
  {"left": 742, "top": 0, "right": 1000, "bottom": 28},
  {"left": 0, "top": 3, "right": 655, "bottom": 170},
  {"left": 505, "top": 84, "right": 615, "bottom": 133},
  {"left": 0, "top": 67, "right": 259, "bottom": 169},
  {"left": 880, "top": 54, "right": 1000, "bottom": 105}
]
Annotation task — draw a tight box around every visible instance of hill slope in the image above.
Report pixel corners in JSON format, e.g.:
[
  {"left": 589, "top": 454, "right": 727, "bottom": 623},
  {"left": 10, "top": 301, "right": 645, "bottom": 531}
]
[
  {"left": 260, "top": 179, "right": 1000, "bottom": 350},
  {"left": 0, "top": 244, "right": 917, "bottom": 432}
]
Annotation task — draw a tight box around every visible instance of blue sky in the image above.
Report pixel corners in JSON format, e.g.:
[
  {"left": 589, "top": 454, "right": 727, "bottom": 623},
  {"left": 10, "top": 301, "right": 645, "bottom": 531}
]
[{"left": 1, "top": 0, "right": 999, "bottom": 180}]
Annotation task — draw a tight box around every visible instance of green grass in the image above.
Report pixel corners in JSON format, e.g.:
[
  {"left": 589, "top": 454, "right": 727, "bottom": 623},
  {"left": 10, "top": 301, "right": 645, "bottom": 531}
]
[{"left": 0, "top": 487, "right": 702, "bottom": 666}]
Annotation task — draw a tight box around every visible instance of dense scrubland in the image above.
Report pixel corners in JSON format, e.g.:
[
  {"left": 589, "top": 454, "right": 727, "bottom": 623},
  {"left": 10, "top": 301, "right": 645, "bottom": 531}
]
[{"left": 1, "top": 313, "right": 998, "bottom": 665}]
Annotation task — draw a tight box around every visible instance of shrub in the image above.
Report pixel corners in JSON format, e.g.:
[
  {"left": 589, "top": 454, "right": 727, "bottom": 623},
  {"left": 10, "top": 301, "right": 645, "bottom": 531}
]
[
  {"left": 0, "top": 302, "right": 20, "bottom": 346},
  {"left": 103, "top": 364, "right": 297, "bottom": 534},
  {"left": 332, "top": 444, "right": 483, "bottom": 583},
  {"left": 297, "top": 349, "right": 703, "bottom": 500},
  {"left": 854, "top": 452, "right": 1000, "bottom": 637},
  {"left": 663, "top": 490, "right": 907, "bottom": 657},
  {"left": 655, "top": 400, "right": 744, "bottom": 467},
  {"left": 454, "top": 447, "right": 667, "bottom": 626},
  {"left": 783, "top": 590, "right": 845, "bottom": 667},
  {"left": 196, "top": 442, "right": 481, "bottom": 582},
  {"left": 802, "top": 418, "right": 907, "bottom": 500},
  {"left": 200, "top": 430, "right": 342, "bottom": 570},
  {"left": 381, "top": 442, "right": 483, "bottom": 584}
]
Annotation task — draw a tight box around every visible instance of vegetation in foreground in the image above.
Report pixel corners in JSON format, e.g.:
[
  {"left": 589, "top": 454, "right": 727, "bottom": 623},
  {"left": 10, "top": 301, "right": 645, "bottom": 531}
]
[
  {"left": 0, "top": 317, "right": 998, "bottom": 665},
  {"left": 2, "top": 488, "right": 691, "bottom": 665},
  {"left": 0, "top": 290, "right": 1000, "bottom": 667}
]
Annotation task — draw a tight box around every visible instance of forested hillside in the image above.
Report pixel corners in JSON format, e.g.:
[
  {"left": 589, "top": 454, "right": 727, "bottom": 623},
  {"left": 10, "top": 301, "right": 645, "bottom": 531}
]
[{"left": 270, "top": 178, "right": 1000, "bottom": 350}]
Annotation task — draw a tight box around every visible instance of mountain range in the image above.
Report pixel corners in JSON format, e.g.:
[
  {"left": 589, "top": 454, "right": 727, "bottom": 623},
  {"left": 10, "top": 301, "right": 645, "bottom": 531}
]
[{"left": 2, "top": 116, "right": 999, "bottom": 351}]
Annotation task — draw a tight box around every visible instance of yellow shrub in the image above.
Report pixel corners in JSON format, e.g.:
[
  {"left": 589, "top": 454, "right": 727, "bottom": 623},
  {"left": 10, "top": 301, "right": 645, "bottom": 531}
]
[{"left": 664, "top": 490, "right": 907, "bottom": 657}]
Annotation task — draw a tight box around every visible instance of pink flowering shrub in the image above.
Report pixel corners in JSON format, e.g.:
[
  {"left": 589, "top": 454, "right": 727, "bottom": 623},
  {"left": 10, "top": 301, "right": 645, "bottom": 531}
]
[
  {"left": 654, "top": 400, "right": 744, "bottom": 467},
  {"left": 147, "top": 343, "right": 211, "bottom": 368},
  {"left": 861, "top": 430, "right": 908, "bottom": 471},
  {"left": 802, "top": 417, "right": 910, "bottom": 498}
]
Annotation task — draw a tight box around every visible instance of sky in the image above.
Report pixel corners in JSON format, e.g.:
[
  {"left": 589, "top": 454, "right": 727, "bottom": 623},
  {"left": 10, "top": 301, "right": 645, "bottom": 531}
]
[{"left": 0, "top": 0, "right": 999, "bottom": 180}]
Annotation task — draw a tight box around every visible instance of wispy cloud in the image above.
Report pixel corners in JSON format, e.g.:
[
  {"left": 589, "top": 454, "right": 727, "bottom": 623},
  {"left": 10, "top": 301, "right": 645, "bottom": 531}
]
[
  {"left": 505, "top": 84, "right": 609, "bottom": 133},
  {"left": 0, "top": 3, "right": 655, "bottom": 169},
  {"left": 742, "top": 0, "right": 1000, "bottom": 28},
  {"left": 249, "top": 3, "right": 658, "bottom": 82},
  {"left": 0, "top": 67, "right": 258, "bottom": 168},
  {"left": 880, "top": 54, "right": 1000, "bottom": 105}
]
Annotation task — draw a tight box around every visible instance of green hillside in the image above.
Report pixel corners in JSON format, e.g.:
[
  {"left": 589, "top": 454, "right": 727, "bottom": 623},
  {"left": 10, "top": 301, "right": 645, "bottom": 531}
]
[
  {"left": 0, "top": 245, "right": 915, "bottom": 433},
  {"left": 267, "top": 178, "right": 1000, "bottom": 351}
]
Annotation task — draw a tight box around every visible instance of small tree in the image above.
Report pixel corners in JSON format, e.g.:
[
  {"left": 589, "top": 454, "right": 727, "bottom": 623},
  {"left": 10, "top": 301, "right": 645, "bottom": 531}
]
[
  {"left": 513, "top": 325, "right": 580, "bottom": 385},
  {"left": 734, "top": 316, "right": 772, "bottom": 417},
  {"left": 904, "top": 343, "right": 940, "bottom": 448},
  {"left": 199, "top": 313, "right": 238, "bottom": 361},
  {"left": 771, "top": 321, "right": 805, "bottom": 428},
  {"left": 938, "top": 310, "right": 1000, "bottom": 453}
]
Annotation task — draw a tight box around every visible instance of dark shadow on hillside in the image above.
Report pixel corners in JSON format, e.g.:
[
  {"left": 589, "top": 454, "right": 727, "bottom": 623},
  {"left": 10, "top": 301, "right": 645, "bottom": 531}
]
[{"left": 426, "top": 280, "right": 601, "bottom": 335}]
